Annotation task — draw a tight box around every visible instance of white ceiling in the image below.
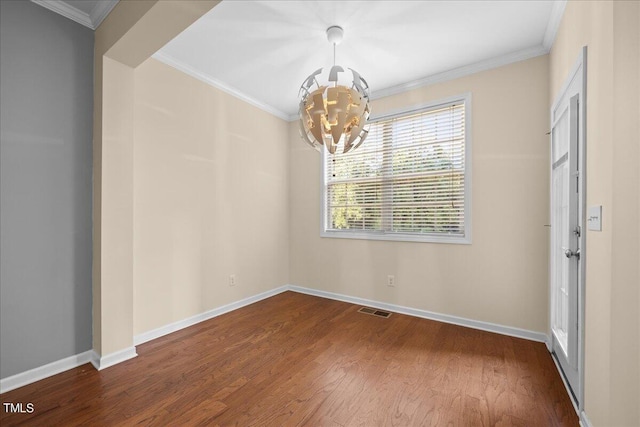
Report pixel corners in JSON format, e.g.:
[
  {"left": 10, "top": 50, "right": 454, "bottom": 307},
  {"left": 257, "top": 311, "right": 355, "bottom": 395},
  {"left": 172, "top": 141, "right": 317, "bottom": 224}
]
[
  {"left": 155, "top": 0, "right": 566, "bottom": 120},
  {"left": 32, "top": 0, "right": 565, "bottom": 120}
]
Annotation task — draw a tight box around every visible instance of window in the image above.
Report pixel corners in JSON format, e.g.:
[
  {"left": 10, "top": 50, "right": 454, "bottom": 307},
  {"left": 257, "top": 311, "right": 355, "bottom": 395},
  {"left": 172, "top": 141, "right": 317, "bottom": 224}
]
[{"left": 322, "top": 94, "right": 471, "bottom": 244}]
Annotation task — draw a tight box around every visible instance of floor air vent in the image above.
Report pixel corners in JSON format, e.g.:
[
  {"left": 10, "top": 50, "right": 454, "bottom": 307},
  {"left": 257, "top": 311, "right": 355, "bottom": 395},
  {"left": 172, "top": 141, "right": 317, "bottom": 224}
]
[{"left": 358, "top": 307, "right": 392, "bottom": 318}]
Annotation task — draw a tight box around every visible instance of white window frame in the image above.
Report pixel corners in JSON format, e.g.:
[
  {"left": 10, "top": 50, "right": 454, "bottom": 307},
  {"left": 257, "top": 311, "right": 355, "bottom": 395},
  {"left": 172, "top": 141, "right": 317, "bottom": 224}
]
[{"left": 320, "top": 93, "right": 472, "bottom": 244}]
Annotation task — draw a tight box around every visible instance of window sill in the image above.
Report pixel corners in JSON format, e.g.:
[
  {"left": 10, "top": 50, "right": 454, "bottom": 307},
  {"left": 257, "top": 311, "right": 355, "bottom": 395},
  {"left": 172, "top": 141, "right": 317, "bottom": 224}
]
[{"left": 320, "top": 230, "right": 471, "bottom": 245}]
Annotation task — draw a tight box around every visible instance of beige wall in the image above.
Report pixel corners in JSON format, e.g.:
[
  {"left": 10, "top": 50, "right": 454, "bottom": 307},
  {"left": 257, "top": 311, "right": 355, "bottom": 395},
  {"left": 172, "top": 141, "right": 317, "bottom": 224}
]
[
  {"left": 550, "top": 1, "right": 640, "bottom": 425},
  {"left": 98, "top": 57, "right": 135, "bottom": 355},
  {"left": 290, "top": 55, "right": 550, "bottom": 333},
  {"left": 132, "top": 58, "right": 290, "bottom": 335},
  {"left": 93, "top": 0, "right": 218, "bottom": 357},
  {"left": 611, "top": 3, "right": 640, "bottom": 424}
]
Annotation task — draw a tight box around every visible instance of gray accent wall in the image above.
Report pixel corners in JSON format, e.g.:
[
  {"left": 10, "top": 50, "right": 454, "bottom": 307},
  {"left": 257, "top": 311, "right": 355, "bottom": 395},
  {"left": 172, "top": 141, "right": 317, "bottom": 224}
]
[{"left": 0, "top": 0, "right": 93, "bottom": 379}]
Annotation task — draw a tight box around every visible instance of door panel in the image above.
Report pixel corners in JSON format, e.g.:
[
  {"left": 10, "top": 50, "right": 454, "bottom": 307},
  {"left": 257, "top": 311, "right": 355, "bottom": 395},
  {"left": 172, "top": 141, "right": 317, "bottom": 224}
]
[{"left": 551, "top": 90, "right": 582, "bottom": 401}]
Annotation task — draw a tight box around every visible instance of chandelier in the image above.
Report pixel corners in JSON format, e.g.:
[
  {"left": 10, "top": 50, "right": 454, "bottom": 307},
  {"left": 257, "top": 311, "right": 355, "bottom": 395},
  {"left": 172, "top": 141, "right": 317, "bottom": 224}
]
[{"left": 298, "top": 26, "right": 371, "bottom": 154}]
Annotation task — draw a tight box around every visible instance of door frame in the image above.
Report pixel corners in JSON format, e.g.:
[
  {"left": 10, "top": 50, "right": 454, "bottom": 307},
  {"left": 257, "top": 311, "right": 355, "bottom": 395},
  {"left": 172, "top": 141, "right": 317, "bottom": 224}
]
[{"left": 548, "top": 46, "right": 587, "bottom": 414}]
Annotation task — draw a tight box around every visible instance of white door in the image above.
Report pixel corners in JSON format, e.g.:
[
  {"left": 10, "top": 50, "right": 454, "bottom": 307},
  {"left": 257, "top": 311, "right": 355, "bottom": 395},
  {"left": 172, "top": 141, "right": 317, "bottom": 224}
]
[{"left": 550, "top": 48, "right": 586, "bottom": 406}]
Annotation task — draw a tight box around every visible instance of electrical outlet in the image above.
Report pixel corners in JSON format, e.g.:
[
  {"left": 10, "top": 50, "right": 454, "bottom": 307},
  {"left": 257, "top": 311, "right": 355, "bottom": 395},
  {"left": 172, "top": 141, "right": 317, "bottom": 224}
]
[
  {"left": 229, "top": 274, "right": 236, "bottom": 287},
  {"left": 387, "top": 275, "right": 395, "bottom": 287}
]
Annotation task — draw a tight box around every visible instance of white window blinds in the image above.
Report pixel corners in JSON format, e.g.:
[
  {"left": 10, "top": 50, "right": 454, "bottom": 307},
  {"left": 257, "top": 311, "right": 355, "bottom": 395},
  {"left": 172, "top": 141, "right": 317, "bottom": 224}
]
[{"left": 323, "top": 98, "right": 470, "bottom": 243}]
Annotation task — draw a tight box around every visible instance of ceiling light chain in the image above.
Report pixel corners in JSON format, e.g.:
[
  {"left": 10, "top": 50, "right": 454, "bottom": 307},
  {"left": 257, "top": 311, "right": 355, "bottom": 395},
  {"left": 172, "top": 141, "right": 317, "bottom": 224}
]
[{"left": 298, "top": 26, "right": 371, "bottom": 154}]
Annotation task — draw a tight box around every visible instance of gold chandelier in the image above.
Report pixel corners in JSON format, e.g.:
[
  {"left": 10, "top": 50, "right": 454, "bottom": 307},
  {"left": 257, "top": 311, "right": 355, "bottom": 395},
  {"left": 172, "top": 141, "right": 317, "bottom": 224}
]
[{"left": 298, "top": 26, "right": 371, "bottom": 154}]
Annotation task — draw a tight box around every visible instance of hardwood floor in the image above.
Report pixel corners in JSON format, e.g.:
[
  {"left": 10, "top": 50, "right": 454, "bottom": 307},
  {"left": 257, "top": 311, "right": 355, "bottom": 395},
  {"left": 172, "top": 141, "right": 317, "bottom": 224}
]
[{"left": 1, "top": 291, "right": 578, "bottom": 426}]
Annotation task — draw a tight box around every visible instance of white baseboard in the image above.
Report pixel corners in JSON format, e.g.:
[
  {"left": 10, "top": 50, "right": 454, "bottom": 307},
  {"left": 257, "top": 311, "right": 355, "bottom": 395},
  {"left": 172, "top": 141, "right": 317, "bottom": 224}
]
[
  {"left": 1, "top": 284, "right": 551, "bottom": 395},
  {"left": 550, "top": 351, "right": 580, "bottom": 416},
  {"left": 0, "top": 350, "right": 93, "bottom": 394},
  {"left": 579, "top": 411, "right": 592, "bottom": 427},
  {"left": 288, "top": 285, "right": 549, "bottom": 344},
  {"left": 90, "top": 347, "right": 137, "bottom": 371},
  {"left": 134, "top": 283, "right": 548, "bottom": 352},
  {"left": 0, "top": 287, "right": 287, "bottom": 393},
  {"left": 133, "top": 286, "right": 290, "bottom": 346}
]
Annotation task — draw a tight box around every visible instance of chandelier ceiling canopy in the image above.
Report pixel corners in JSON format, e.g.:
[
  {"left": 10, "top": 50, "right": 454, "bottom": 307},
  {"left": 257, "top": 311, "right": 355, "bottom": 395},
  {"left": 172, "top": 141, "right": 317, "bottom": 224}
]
[{"left": 298, "top": 26, "right": 371, "bottom": 154}]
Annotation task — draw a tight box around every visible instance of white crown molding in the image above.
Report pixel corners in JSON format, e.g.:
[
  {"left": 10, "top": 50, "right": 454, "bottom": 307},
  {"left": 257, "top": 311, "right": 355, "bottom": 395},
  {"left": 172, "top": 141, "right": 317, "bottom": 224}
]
[
  {"left": 285, "top": 44, "right": 549, "bottom": 122},
  {"left": 155, "top": 47, "right": 548, "bottom": 124},
  {"left": 89, "top": 0, "right": 119, "bottom": 29},
  {"left": 134, "top": 286, "right": 289, "bottom": 345},
  {"left": 152, "top": 51, "right": 291, "bottom": 122},
  {"left": 370, "top": 44, "right": 549, "bottom": 103},
  {"left": 0, "top": 350, "right": 93, "bottom": 394},
  {"left": 287, "top": 285, "right": 549, "bottom": 344},
  {"left": 30, "top": 0, "right": 119, "bottom": 30},
  {"left": 31, "top": 0, "right": 92, "bottom": 28},
  {"left": 90, "top": 347, "right": 137, "bottom": 371},
  {"left": 543, "top": 0, "right": 567, "bottom": 51}
]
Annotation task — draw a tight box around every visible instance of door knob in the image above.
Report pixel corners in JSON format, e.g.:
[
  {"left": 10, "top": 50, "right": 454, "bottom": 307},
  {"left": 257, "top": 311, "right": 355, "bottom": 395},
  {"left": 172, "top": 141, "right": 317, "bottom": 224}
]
[{"left": 564, "top": 248, "right": 580, "bottom": 259}]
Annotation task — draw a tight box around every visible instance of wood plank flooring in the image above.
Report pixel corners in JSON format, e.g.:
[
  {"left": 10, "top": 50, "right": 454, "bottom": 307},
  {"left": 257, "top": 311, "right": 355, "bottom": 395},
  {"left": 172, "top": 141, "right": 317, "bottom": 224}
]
[{"left": 0, "top": 291, "right": 578, "bottom": 426}]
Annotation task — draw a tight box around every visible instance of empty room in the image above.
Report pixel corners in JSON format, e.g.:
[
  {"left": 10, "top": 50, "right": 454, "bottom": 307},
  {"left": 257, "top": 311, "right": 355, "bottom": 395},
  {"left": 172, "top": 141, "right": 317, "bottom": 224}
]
[{"left": 1, "top": 0, "right": 638, "bottom": 426}]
